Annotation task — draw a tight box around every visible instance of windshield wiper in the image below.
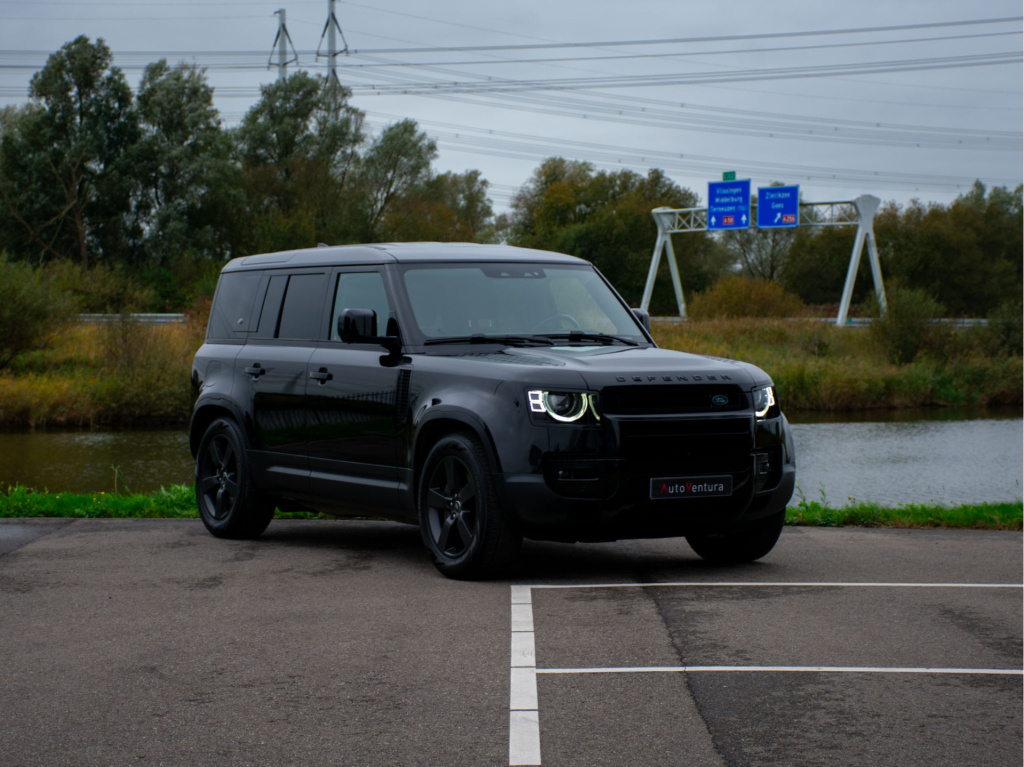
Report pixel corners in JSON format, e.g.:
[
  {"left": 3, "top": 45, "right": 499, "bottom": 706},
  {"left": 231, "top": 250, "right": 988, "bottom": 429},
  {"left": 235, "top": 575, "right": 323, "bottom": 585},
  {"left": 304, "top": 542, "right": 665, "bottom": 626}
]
[
  {"left": 423, "top": 334, "right": 555, "bottom": 347},
  {"left": 538, "top": 331, "right": 640, "bottom": 346}
]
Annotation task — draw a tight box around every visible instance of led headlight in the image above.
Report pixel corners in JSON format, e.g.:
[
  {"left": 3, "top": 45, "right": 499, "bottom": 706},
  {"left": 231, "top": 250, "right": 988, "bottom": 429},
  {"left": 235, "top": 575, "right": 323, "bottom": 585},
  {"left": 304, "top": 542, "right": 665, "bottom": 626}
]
[
  {"left": 752, "top": 385, "right": 777, "bottom": 418},
  {"left": 528, "top": 390, "right": 599, "bottom": 423}
]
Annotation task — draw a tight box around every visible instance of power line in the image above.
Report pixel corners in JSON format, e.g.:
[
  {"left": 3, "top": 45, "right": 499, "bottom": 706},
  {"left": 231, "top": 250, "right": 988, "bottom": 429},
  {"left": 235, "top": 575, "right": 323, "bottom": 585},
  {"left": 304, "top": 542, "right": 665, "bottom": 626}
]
[
  {"left": 335, "top": 31, "right": 1023, "bottom": 69},
  {"left": 360, "top": 111, "right": 1022, "bottom": 191},
  {"left": 344, "top": 17, "right": 1023, "bottom": 55},
  {"left": 339, "top": 51, "right": 1022, "bottom": 93}
]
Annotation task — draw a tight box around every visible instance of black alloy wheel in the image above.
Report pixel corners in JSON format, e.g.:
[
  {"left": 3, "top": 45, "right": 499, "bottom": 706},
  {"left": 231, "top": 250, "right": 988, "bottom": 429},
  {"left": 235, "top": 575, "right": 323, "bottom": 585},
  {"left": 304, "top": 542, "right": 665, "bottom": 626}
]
[
  {"left": 419, "top": 433, "right": 521, "bottom": 579},
  {"left": 424, "top": 454, "right": 479, "bottom": 558},
  {"left": 195, "top": 418, "right": 274, "bottom": 539}
]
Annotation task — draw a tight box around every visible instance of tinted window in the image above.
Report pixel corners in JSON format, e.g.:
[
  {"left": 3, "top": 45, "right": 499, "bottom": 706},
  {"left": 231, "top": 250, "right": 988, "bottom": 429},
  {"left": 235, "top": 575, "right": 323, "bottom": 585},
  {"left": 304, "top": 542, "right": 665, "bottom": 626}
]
[
  {"left": 256, "top": 275, "right": 288, "bottom": 337},
  {"left": 207, "top": 271, "right": 263, "bottom": 339},
  {"left": 330, "top": 272, "right": 391, "bottom": 340},
  {"left": 277, "top": 274, "right": 327, "bottom": 340}
]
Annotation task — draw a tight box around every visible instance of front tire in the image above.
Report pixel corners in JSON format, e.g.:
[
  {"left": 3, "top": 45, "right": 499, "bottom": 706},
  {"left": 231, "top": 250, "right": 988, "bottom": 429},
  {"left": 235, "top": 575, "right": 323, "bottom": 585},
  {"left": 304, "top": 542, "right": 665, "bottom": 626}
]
[
  {"left": 418, "top": 433, "right": 521, "bottom": 579},
  {"left": 686, "top": 511, "right": 785, "bottom": 564},
  {"left": 195, "top": 418, "right": 274, "bottom": 539}
]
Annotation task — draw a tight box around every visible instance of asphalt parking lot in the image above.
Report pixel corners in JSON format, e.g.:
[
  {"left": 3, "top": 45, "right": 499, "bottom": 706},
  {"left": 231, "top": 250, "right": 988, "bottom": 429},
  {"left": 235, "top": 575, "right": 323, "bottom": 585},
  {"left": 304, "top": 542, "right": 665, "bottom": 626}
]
[{"left": 0, "top": 519, "right": 1020, "bottom": 767}]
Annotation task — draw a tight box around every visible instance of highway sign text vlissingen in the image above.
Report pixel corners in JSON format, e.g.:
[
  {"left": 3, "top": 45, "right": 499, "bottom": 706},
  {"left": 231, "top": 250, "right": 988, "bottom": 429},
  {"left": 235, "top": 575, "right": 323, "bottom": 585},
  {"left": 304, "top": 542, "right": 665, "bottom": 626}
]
[
  {"left": 708, "top": 179, "right": 751, "bottom": 231},
  {"left": 757, "top": 185, "right": 799, "bottom": 229}
]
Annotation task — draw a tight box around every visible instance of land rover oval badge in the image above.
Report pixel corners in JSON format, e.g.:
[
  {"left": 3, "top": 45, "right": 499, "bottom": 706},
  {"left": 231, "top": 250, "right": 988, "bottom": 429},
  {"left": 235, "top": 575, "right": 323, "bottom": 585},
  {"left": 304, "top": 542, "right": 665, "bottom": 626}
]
[{"left": 711, "top": 394, "right": 729, "bottom": 406}]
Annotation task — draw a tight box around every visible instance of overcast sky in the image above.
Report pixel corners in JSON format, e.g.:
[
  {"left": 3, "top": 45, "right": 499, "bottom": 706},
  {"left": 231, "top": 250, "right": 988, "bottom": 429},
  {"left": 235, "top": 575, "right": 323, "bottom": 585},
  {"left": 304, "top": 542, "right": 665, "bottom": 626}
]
[{"left": 1, "top": 0, "right": 1021, "bottom": 212}]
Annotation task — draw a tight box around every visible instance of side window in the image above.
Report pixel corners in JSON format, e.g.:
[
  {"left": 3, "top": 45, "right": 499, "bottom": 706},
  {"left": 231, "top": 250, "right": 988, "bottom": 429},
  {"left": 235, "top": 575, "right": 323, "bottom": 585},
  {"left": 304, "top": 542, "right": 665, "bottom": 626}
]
[
  {"left": 330, "top": 272, "right": 392, "bottom": 340},
  {"left": 277, "top": 273, "right": 327, "bottom": 340},
  {"left": 207, "top": 271, "right": 263, "bottom": 339},
  {"left": 256, "top": 275, "right": 288, "bottom": 336}
]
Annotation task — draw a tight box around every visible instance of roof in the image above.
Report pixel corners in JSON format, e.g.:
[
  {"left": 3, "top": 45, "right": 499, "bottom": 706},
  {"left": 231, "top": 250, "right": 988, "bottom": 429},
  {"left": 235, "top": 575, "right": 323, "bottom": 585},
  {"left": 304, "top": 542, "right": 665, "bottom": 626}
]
[{"left": 222, "top": 242, "right": 588, "bottom": 271}]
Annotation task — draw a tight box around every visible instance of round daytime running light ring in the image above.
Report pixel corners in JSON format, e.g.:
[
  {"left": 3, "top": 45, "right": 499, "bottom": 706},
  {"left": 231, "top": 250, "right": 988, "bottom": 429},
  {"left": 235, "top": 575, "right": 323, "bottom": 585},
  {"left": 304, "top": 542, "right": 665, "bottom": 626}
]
[{"left": 543, "top": 391, "right": 588, "bottom": 422}]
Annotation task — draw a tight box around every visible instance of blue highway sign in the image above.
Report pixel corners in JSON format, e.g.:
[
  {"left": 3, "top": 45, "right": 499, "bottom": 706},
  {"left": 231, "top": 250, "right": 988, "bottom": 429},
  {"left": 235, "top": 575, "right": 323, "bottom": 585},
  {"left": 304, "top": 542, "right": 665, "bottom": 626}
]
[
  {"left": 757, "top": 185, "right": 799, "bottom": 228},
  {"left": 708, "top": 179, "right": 751, "bottom": 230}
]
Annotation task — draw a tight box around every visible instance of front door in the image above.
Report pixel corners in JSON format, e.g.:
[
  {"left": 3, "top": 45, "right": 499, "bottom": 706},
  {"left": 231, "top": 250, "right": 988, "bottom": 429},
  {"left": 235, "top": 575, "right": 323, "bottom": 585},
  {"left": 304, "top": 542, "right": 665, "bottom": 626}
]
[{"left": 305, "top": 269, "right": 404, "bottom": 512}]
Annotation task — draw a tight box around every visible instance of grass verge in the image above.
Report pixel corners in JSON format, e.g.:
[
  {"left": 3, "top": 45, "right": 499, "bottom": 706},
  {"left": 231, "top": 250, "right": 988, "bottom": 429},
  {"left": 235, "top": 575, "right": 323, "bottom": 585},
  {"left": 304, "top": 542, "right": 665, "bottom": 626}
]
[
  {"left": 787, "top": 500, "right": 1022, "bottom": 530},
  {"left": 2, "top": 484, "right": 1020, "bottom": 530}
]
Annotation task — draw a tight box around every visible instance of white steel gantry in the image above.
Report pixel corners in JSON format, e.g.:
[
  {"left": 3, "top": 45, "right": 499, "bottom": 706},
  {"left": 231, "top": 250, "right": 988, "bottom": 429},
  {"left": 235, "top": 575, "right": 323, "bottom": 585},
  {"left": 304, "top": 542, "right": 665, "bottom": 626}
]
[{"left": 642, "top": 195, "right": 886, "bottom": 326}]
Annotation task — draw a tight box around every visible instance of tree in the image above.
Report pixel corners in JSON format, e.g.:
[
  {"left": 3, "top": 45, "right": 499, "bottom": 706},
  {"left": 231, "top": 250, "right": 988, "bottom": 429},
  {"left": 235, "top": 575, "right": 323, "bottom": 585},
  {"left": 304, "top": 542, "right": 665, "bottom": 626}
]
[
  {"left": 358, "top": 119, "right": 438, "bottom": 237},
  {"left": 783, "top": 225, "right": 862, "bottom": 306},
  {"left": 783, "top": 184, "right": 1023, "bottom": 316},
  {"left": 133, "top": 60, "right": 239, "bottom": 267},
  {"left": 236, "top": 71, "right": 362, "bottom": 179},
  {"left": 233, "top": 71, "right": 364, "bottom": 253},
  {"left": 507, "top": 160, "right": 722, "bottom": 310},
  {"left": 0, "top": 36, "right": 139, "bottom": 267},
  {"left": 380, "top": 170, "right": 493, "bottom": 242},
  {"left": 508, "top": 157, "right": 594, "bottom": 249},
  {"left": 873, "top": 186, "right": 1022, "bottom": 316},
  {"left": 719, "top": 183, "right": 797, "bottom": 281}
]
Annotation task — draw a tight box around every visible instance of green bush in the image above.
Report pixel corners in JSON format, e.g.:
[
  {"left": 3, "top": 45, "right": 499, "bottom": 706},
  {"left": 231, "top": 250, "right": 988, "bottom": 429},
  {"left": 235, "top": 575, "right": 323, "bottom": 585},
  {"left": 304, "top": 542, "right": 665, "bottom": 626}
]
[
  {"left": 93, "top": 316, "right": 196, "bottom": 423},
  {"left": 868, "top": 287, "right": 947, "bottom": 365},
  {"left": 48, "top": 261, "right": 156, "bottom": 313},
  {"left": 984, "top": 299, "right": 1023, "bottom": 356},
  {"left": 688, "top": 275, "right": 803, "bottom": 319},
  {"left": 0, "top": 255, "right": 76, "bottom": 371}
]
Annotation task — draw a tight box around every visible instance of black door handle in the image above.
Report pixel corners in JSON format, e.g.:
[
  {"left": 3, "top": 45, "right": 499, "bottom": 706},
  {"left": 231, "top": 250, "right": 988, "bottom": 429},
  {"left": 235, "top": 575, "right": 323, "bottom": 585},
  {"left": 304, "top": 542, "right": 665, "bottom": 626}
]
[
  {"left": 244, "top": 363, "right": 266, "bottom": 378},
  {"left": 309, "top": 367, "right": 333, "bottom": 384}
]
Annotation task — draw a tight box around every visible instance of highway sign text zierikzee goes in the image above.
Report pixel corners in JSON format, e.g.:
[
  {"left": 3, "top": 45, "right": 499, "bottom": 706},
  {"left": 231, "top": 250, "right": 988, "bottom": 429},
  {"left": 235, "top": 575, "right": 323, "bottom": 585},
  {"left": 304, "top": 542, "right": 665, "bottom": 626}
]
[{"left": 757, "top": 185, "right": 800, "bottom": 229}]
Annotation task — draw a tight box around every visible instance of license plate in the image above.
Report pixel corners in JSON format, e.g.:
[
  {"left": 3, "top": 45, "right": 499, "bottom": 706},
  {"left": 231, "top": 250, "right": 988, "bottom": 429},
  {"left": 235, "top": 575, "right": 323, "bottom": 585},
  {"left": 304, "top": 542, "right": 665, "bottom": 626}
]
[{"left": 651, "top": 476, "right": 732, "bottom": 500}]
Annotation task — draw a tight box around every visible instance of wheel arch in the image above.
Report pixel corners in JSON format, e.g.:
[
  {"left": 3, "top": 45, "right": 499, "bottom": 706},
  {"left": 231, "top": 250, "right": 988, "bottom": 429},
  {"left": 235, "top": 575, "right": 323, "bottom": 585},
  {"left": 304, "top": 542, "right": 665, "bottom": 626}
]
[
  {"left": 188, "top": 399, "right": 251, "bottom": 458},
  {"left": 412, "top": 411, "right": 503, "bottom": 489}
]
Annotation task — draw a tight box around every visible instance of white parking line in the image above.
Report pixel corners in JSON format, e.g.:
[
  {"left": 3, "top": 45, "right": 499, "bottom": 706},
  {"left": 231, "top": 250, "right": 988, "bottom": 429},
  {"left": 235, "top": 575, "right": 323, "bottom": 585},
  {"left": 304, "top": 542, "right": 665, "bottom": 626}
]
[
  {"left": 528, "top": 581, "right": 1024, "bottom": 590},
  {"left": 537, "top": 666, "right": 1024, "bottom": 675},
  {"left": 508, "top": 581, "right": 1023, "bottom": 766},
  {"left": 509, "top": 586, "right": 541, "bottom": 767}
]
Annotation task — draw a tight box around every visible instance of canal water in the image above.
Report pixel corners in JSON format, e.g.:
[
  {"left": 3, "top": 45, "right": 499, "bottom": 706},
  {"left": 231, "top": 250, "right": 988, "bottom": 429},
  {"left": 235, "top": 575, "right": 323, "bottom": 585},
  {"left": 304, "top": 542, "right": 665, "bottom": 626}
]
[
  {"left": 788, "top": 410, "right": 1022, "bottom": 507},
  {"left": 0, "top": 410, "right": 1021, "bottom": 506}
]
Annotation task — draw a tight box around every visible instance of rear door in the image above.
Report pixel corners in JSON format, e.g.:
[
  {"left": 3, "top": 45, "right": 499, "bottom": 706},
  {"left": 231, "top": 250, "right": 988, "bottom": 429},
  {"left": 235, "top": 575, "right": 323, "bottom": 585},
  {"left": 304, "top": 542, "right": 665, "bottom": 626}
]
[{"left": 243, "top": 269, "right": 328, "bottom": 495}]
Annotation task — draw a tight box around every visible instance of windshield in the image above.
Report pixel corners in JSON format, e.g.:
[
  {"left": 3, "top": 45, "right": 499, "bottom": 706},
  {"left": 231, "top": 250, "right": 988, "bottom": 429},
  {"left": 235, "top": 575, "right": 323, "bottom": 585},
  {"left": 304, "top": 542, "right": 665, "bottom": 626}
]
[{"left": 401, "top": 263, "right": 647, "bottom": 343}]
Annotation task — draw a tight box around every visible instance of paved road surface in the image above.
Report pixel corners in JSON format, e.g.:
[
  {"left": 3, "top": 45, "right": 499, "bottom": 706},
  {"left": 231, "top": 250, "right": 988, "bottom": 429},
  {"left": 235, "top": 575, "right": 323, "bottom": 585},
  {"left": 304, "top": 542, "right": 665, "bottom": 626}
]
[{"left": 0, "top": 519, "right": 1020, "bottom": 766}]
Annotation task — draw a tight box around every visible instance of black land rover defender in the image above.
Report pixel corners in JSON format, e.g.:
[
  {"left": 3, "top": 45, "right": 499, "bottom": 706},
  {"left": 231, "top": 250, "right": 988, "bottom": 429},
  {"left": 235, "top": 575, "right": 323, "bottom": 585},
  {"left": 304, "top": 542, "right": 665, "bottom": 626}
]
[{"left": 190, "top": 243, "right": 795, "bottom": 578}]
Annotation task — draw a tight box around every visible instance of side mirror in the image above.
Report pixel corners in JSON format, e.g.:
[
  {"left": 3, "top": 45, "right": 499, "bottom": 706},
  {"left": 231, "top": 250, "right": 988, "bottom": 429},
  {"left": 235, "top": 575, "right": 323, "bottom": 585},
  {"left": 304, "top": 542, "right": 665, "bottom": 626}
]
[
  {"left": 338, "top": 308, "right": 402, "bottom": 354},
  {"left": 631, "top": 308, "right": 651, "bottom": 333},
  {"left": 339, "top": 308, "right": 376, "bottom": 343}
]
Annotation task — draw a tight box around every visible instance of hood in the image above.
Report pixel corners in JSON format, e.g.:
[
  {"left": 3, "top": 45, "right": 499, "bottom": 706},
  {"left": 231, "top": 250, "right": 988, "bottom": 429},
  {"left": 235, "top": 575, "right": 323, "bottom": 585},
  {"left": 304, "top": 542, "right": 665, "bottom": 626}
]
[{"left": 435, "top": 345, "right": 771, "bottom": 390}]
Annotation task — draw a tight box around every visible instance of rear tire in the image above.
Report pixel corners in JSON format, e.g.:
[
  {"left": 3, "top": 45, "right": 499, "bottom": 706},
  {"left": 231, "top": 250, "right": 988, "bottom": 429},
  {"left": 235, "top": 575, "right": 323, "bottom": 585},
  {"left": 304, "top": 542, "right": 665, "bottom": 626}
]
[
  {"left": 686, "top": 511, "right": 785, "bottom": 564},
  {"left": 418, "top": 433, "right": 521, "bottom": 579},
  {"left": 195, "top": 418, "right": 274, "bottom": 539}
]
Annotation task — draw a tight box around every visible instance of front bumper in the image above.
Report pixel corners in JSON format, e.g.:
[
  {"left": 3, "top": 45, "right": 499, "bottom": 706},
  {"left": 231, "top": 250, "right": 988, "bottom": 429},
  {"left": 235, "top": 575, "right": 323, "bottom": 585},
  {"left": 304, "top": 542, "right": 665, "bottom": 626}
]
[{"left": 500, "top": 412, "right": 795, "bottom": 543}]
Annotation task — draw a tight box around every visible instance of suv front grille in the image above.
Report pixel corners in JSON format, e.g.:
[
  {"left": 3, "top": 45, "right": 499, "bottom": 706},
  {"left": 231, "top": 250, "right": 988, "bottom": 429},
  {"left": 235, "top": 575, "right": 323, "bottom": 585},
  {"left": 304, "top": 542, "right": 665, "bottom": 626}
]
[{"left": 615, "top": 415, "right": 752, "bottom": 475}]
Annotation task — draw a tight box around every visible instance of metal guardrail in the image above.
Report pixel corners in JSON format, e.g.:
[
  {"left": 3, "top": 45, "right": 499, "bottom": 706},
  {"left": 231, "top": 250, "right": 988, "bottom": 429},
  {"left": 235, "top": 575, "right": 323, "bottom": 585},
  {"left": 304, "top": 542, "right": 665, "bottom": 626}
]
[{"left": 77, "top": 313, "right": 186, "bottom": 324}]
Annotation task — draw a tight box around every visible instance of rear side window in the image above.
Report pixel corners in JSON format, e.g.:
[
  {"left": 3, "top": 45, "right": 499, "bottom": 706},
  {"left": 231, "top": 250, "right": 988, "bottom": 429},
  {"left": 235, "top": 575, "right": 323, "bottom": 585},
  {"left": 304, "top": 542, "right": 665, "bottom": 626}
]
[
  {"left": 276, "top": 273, "right": 328, "bottom": 340},
  {"left": 207, "top": 271, "right": 263, "bottom": 339}
]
